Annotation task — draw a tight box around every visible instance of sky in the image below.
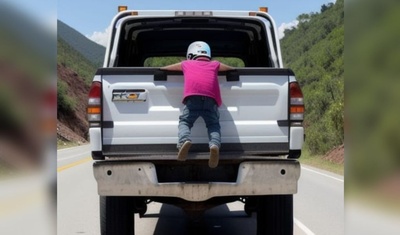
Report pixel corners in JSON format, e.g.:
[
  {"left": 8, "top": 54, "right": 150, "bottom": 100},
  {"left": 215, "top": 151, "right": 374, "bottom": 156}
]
[
  {"left": 56, "top": 0, "right": 335, "bottom": 46},
  {"left": 3, "top": 0, "right": 57, "bottom": 30}
]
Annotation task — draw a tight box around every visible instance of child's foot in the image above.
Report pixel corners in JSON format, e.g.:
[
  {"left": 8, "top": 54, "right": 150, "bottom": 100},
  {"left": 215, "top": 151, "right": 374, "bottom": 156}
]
[
  {"left": 177, "top": 141, "right": 192, "bottom": 161},
  {"left": 209, "top": 145, "right": 219, "bottom": 168}
]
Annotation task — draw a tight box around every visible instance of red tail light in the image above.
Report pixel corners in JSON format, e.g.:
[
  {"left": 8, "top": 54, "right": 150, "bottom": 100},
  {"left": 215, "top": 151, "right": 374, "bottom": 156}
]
[
  {"left": 87, "top": 82, "right": 101, "bottom": 127},
  {"left": 289, "top": 82, "right": 304, "bottom": 124}
]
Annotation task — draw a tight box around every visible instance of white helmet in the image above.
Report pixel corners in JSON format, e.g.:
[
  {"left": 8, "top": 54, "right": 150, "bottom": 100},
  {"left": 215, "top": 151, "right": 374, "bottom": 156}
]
[{"left": 186, "top": 41, "right": 211, "bottom": 60}]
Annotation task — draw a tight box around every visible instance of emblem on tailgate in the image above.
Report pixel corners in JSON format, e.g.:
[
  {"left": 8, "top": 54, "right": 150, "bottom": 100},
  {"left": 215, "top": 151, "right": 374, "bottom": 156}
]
[{"left": 112, "top": 89, "right": 147, "bottom": 102}]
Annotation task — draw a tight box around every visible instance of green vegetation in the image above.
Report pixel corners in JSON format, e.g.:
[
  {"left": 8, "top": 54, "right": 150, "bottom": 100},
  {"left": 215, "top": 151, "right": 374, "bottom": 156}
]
[
  {"left": 57, "top": 20, "right": 105, "bottom": 67},
  {"left": 0, "top": 163, "right": 14, "bottom": 179},
  {"left": 0, "top": 20, "right": 51, "bottom": 138},
  {"left": 300, "top": 149, "right": 343, "bottom": 176},
  {"left": 144, "top": 57, "right": 245, "bottom": 67},
  {"left": 346, "top": 0, "right": 400, "bottom": 190},
  {"left": 57, "top": 80, "right": 76, "bottom": 113},
  {"left": 57, "top": 37, "right": 98, "bottom": 114},
  {"left": 57, "top": 139, "right": 81, "bottom": 149},
  {"left": 144, "top": 57, "right": 184, "bottom": 67},
  {"left": 280, "top": 0, "right": 344, "bottom": 156},
  {"left": 57, "top": 37, "right": 97, "bottom": 85}
]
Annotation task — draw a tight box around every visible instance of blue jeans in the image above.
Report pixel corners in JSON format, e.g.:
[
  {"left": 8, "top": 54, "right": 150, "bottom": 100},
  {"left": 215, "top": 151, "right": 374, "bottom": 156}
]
[{"left": 178, "top": 96, "right": 221, "bottom": 148}]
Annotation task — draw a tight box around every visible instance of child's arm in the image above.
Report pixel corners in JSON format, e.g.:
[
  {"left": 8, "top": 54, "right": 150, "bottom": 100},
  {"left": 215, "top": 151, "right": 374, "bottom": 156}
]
[
  {"left": 219, "top": 63, "right": 235, "bottom": 71},
  {"left": 160, "top": 62, "right": 182, "bottom": 71}
]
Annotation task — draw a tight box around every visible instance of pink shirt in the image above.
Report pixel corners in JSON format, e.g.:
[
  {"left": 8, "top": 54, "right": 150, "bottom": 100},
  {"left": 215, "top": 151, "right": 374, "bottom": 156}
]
[{"left": 181, "top": 60, "right": 222, "bottom": 106}]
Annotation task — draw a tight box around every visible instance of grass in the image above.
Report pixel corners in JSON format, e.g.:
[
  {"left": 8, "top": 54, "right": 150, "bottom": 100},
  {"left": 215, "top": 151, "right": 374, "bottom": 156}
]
[
  {"left": 57, "top": 139, "right": 82, "bottom": 149},
  {"left": 299, "top": 149, "right": 344, "bottom": 176},
  {"left": 0, "top": 160, "right": 18, "bottom": 179},
  {"left": 0, "top": 164, "right": 12, "bottom": 179},
  {"left": 346, "top": 174, "right": 400, "bottom": 216}
]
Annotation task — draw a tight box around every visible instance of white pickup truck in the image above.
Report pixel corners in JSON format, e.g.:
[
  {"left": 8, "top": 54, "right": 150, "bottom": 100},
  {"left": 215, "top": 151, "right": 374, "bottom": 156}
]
[{"left": 88, "top": 8, "right": 305, "bottom": 235}]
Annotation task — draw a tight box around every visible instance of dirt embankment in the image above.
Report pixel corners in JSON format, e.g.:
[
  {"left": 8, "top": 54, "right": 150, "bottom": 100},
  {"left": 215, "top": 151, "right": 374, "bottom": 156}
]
[
  {"left": 323, "top": 144, "right": 344, "bottom": 164},
  {"left": 57, "top": 64, "right": 89, "bottom": 144}
]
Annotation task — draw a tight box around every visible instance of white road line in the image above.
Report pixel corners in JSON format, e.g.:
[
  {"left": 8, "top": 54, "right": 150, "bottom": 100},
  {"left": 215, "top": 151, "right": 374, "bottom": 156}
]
[
  {"left": 301, "top": 166, "right": 344, "bottom": 183},
  {"left": 294, "top": 218, "right": 315, "bottom": 235},
  {"left": 226, "top": 202, "right": 315, "bottom": 234},
  {"left": 57, "top": 144, "right": 89, "bottom": 152}
]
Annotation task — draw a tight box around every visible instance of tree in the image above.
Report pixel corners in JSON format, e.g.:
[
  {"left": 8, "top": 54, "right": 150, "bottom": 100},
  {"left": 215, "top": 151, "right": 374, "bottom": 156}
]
[{"left": 280, "top": 0, "right": 344, "bottom": 155}]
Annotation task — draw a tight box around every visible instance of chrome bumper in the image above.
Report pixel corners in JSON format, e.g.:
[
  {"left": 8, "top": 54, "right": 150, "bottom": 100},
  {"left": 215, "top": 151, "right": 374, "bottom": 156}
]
[{"left": 93, "top": 161, "right": 301, "bottom": 202}]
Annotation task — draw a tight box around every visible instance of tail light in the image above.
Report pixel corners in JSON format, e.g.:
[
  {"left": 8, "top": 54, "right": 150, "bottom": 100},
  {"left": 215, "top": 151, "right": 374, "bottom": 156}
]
[
  {"left": 87, "top": 82, "right": 101, "bottom": 127},
  {"left": 289, "top": 82, "right": 305, "bottom": 126}
]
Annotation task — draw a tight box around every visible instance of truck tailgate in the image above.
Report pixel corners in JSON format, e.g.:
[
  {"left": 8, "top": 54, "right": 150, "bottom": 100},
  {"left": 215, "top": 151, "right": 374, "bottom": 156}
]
[{"left": 99, "top": 68, "right": 292, "bottom": 155}]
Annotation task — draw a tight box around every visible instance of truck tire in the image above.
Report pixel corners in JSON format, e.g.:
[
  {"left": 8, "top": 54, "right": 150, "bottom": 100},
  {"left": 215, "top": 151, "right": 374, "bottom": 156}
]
[
  {"left": 256, "top": 195, "right": 293, "bottom": 235},
  {"left": 100, "top": 196, "right": 135, "bottom": 235}
]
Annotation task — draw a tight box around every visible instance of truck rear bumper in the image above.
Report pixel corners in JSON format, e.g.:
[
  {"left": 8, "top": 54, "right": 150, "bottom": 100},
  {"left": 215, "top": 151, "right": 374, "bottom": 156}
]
[{"left": 93, "top": 160, "right": 301, "bottom": 202}]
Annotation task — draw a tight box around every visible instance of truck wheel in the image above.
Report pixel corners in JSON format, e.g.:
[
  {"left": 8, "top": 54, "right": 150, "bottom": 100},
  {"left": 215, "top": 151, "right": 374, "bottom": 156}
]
[
  {"left": 100, "top": 196, "right": 135, "bottom": 235},
  {"left": 244, "top": 197, "right": 257, "bottom": 217},
  {"left": 256, "top": 195, "right": 293, "bottom": 235}
]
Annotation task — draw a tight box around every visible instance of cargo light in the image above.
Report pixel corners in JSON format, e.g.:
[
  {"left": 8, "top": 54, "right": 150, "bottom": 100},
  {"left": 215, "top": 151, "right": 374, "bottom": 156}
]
[
  {"left": 87, "top": 81, "right": 101, "bottom": 127},
  {"left": 259, "top": 7, "right": 268, "bottom": 13},
  {"left": 289, "top": 82, "right": 305, "bottom": 125},
  {"left": 249, "top": 6, "right": 268, "bottom": 16},
  {"left": 118, "top": 6, "right": 128, "bottom": 12}
]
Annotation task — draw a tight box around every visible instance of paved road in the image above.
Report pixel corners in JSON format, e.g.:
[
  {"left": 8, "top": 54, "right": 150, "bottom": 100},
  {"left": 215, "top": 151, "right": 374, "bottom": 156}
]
[
  {"left": 57, "top": 145, "right": 344, "bottom": 234},
  {"left": 295, "top": 165, "right": 344, "bottom": 234}
]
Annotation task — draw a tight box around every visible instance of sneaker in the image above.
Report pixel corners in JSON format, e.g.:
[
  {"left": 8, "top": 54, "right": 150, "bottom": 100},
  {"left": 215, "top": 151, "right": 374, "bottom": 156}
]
[
  {"left": 177, "top": 140, "right": 192, "bottom": 161},
  {"left": 209, "top": 145, "right": 219, "bottom": 168}
]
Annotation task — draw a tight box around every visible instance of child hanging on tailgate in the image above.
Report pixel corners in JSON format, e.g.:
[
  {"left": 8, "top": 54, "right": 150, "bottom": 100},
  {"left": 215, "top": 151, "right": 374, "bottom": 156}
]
[{"left": 161, "top": 41, "right": 234, "bottom": 168}]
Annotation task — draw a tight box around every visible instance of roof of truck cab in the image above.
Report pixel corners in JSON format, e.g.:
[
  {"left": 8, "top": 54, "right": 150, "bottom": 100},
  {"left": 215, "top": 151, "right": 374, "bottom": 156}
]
[{"left": 105, "top": 10, "right": 283, "bottom": 68}]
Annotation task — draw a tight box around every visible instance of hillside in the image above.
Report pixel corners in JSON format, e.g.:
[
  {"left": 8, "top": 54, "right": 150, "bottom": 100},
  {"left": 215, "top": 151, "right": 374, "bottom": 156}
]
[
  {"left": 57, "top": 23, "right": 104, "bottom": 144},
  {"left": 57, "top": 62, "right": 89, "bottom": 144},
  {"left": 280, "top": 0, "right": 344, "bottom": 157},
  {"left": 57, "top": 20, "right": 105, "bottom": 67}
]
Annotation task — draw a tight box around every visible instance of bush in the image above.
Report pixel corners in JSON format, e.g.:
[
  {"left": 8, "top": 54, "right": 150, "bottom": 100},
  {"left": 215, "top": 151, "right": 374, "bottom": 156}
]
[{"left": 57, "top": 80, "right": 76, "bottom": 113}]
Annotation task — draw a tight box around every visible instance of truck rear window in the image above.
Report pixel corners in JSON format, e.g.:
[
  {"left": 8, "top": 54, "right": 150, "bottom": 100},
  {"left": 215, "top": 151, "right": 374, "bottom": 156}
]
[
  {"left": 144, "top": 57, "right": 245, "bottom": 67},
  {"left": 113, "top": 17, "right": 273, "bottom": 68}
]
